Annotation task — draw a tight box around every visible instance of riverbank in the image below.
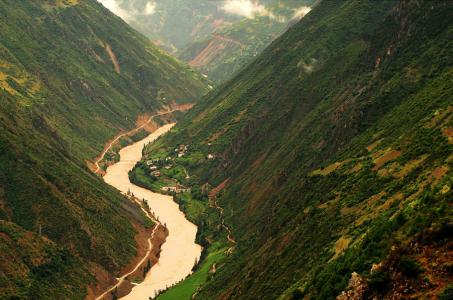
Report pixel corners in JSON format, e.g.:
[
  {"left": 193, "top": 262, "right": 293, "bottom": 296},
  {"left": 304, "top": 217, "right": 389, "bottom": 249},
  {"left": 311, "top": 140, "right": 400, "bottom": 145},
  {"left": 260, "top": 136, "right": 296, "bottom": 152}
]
[
  {"left": 127, "top": 145, "right": 237, "bottom": 299},
  {"left": 99, "top": 123, "right": 201, "bottom": 299},
  {"left": 90, "top": 109, "right": 181, "bottom": 176},
  {"left": 86, "top": 213, "right": 167, "bottom": 300}
]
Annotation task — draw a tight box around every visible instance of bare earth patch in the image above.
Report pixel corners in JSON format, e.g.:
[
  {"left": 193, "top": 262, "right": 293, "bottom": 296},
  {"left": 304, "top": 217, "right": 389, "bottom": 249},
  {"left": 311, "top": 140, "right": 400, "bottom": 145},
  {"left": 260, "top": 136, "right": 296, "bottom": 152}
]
[
  {"left": 372, "top": 149, "right": 402, "bottom": 171},
  {"left": 442, "top": 127, "right": 453, "bottom": 144},
  {"left": 431, "top": 166, "right": 449, "bottom": 183},
  {"left": 378, "top": 154, "right": 429, "bottom": 178},
  {"left": 104, "top": 43, "right": 120, "bottom": 74},
  {"left": 189, "top": 35, "right": 244, "bottom": 67}
]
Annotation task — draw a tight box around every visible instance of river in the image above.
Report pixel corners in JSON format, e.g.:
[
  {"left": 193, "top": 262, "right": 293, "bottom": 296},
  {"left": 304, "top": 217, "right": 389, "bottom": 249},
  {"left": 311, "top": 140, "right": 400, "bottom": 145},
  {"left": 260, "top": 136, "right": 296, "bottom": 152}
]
[{"left": 103, "top": 123, "right": 202, "bottom": 299}]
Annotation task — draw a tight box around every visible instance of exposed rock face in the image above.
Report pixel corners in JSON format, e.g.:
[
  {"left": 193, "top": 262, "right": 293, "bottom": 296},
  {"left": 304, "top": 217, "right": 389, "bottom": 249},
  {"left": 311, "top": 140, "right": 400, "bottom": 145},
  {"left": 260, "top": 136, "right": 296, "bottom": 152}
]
[{"left": 337, "top": 272, "right": 368, "bottom": 300}]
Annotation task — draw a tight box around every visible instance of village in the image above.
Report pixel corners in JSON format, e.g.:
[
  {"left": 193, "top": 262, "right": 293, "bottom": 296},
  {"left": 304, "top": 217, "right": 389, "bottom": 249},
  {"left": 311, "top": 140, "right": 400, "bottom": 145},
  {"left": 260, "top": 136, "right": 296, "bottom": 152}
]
[{"left": 143, "top": 144, "right": 216, "bottom": 194}]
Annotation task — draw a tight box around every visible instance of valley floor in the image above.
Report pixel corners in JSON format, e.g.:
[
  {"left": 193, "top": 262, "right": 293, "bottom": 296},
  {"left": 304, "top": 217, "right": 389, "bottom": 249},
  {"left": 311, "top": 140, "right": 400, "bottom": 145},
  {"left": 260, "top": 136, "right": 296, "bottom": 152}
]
[{"left": 93, "top": 119, "right": 202, "bottom": 300}]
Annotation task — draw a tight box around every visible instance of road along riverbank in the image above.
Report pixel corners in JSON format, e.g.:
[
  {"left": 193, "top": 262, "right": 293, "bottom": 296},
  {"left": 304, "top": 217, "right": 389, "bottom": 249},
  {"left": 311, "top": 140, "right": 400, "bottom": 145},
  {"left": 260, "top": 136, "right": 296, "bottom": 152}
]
[{"left": 102, "top": 123, "right": 202, "bottom": 299}]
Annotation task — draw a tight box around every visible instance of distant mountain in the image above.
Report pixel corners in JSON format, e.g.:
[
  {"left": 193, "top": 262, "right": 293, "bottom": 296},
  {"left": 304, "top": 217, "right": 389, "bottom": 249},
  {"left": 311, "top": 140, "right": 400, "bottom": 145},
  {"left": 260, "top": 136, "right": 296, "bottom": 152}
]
[
  {"left": 136, "top": 0, "right": 453, "bottom": 299},
  {"left": 178, "top": 0, "right": 316, "bottom": 83},
  {"left": 0, "top": 0, "right": 207, "bottom": 298},
  {"left": 99, "top": 0, "right": 315, "bottom": 83},
  {"left": 98, "top": 0, "right": 238, "bottom": 52}
]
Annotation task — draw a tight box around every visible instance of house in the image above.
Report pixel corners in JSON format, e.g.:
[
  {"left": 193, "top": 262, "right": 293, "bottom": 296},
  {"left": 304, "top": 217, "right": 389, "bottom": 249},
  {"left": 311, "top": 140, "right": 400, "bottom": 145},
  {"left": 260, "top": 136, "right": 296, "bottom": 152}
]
[
  {"left": 207, "top": 154, "right": 215, "bottom": 160},
  {"left": 176, "top": 145, "right": 189, "bottom": 157},
  {"left": 161, "top": 184, "right": 190, "bottom": 194},
  {"left": 161, "top": 186, "right": 178, "bottom": 193},
  {"left": 150, "top": 165, "right": 158, "bottom": 171},
  {"left": 151, "top": 170, "right": 161, "bottom": 177}
]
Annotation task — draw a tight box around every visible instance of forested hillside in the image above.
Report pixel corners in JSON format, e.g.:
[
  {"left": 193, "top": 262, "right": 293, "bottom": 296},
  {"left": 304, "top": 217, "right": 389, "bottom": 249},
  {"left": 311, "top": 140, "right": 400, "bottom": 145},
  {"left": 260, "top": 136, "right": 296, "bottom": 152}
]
[
  {"left": 136, "top": 0, "right": 453, "bottom": 298},
  {"left": 0, "top": 0, "right": 207, "bottom": 298}
]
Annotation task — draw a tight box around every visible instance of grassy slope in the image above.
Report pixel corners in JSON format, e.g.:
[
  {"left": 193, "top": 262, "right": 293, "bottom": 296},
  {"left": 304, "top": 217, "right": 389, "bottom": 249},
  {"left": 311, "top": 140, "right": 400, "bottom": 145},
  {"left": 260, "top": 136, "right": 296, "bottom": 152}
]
[
  {"left": 0, "top": 220, "right": 89, "bottom": 299},
  {"left": 0, "top": 0, "right": 208, "bottom": 159},
  {"left": 140, "top": 0, "right": 453, "bottom": 299},
  {"left": 0, "top": 0, "right": 207, "bottom": 298},
  {"left": 157, "top": 242, "right": 227, "bottom": 300}
]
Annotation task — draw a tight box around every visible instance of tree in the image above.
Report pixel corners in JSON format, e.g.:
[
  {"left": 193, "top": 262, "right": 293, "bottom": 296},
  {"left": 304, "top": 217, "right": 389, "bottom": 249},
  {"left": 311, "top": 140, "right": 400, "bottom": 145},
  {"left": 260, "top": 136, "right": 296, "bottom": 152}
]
[
  {"left": 291, "top": 289, "right": 304, "bottom": 300},
  {"left": 143, "top": 259, "right": 152, "bottom": 277}
]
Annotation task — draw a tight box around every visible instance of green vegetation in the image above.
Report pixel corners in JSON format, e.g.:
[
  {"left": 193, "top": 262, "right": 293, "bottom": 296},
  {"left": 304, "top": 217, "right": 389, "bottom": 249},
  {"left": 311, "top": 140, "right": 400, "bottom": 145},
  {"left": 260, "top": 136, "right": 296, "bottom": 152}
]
[
  {"left": 0, "top": 220, "right": 90, "bottom": 299},
  {"left": 135, "top": 0, "right": 453, "bottom": 299},
  {"left": 439, "top": 285, "right": 453, "bottom": 300},
  {"left": 177, "top": 192, "right": 206, "bottom": 224},
  {"left": 0, "top": 0, "right": 207, "bottom": 298},
  {"left": 157, "top": 242, "right": 227, "bottom": 300},
  {"left": 130, "top": 142, "right": 233, "bottom": 300}
]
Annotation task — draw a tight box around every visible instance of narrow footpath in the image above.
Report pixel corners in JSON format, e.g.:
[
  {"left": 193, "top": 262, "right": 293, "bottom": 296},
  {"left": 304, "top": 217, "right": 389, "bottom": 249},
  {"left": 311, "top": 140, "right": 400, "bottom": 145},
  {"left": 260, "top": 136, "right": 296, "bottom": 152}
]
[{"left": 94, "top": 109, "right": 180, "bottom": 174}]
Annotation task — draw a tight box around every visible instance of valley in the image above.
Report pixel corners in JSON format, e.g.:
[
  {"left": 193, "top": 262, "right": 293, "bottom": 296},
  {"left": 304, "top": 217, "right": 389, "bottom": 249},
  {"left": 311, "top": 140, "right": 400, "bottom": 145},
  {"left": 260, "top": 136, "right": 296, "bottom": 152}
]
[
  {"left": 100, "top": 123, "right": 201, "bottom": 300},
  {"left": 0, "top": 1, "right": 452, "bottom": 300},
  {"left": 128, "top": 1, "right": 453, "bottom": 299},
  {"left": 0, "top": 1, "right": 207, "bottom": 299},
  {"left": 104, "top": 0, "right": 316, "bottom": 83}
]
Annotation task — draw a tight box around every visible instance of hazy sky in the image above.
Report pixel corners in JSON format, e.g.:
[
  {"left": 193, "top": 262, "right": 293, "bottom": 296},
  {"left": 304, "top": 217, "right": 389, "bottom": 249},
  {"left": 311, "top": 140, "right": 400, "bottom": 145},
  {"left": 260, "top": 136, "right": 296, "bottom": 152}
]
[
  {"left": 97, "top": 0, "right": 311, "bottom": 23},
  {"left": 97, "top": 0, "right": 156, "bottom": 21}
]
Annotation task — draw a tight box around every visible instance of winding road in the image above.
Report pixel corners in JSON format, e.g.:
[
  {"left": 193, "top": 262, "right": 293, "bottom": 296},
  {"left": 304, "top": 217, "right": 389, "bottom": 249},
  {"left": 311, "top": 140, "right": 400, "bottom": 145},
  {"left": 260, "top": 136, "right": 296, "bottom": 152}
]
[{"left": 94, "top": 110, "right": 179, "bottom": 174}]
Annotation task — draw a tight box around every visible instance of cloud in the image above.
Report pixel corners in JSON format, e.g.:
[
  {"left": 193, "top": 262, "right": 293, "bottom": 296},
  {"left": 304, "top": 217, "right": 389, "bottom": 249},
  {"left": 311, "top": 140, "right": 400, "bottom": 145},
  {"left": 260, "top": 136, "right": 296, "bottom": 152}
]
[
  {"left": 292, "top": 6, "right": 311, "bottom": 20},
  {"left": 98, "top": 0, "right": 132, "bottom": 21},
  {"left": 144, "top": 1, "right": 156, "bottom": 15},
  {"left": 97, "top": 0, "right": 156, "bottom": 21},
  {"left": 221, "top": 0, "right": 271, "bottom": 19}
]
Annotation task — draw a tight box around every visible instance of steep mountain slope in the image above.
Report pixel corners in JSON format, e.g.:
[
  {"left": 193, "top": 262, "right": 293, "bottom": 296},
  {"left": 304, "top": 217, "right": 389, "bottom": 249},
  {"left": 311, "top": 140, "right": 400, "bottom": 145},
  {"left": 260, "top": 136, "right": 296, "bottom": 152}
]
[
  {"left": 0, "top": 0, "right": 207, "bottom": 298},
  {"left": 136, "top": 0, "right": 453, "bottom": 299},
  {"left": 178, "top": 0, "right": 315, "bottom": 83}
]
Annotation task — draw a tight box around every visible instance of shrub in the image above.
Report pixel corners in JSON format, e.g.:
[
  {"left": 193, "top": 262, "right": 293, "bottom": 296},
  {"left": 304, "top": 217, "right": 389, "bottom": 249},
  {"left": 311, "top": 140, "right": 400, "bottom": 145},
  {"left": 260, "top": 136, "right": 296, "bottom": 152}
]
[
  {"left": 438, "top": 285, "right": 453, "bottom": 300},
  {"left": 368, "top": 270, "right": 391, "bottom": 291},
  {"left": 291, "top": 288, "right": 304, "bottom": 300},
  {"left": 398, "top": 256, "right": 424, "bottom": 277}
]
